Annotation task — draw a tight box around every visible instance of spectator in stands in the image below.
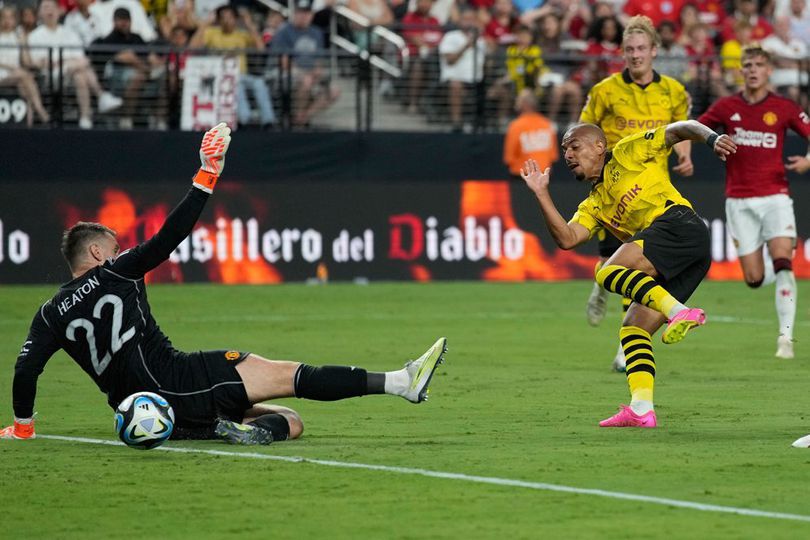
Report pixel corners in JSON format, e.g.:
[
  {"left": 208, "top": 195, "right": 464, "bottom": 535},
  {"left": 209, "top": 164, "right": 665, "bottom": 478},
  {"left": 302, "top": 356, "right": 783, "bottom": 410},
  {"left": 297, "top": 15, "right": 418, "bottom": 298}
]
[
  {"left": 676, "top": 3, "right": 700, "bottom": 45},
  {"left": 192, "top": 5, "right": 276, "bottom": 129},
  {"left": 520, "top": 0, "right": 583, "bottom": 37},
  {"left": 159, "top": 0, "right": 200, "bottom": 40},
  {"left": 582, "top": 15, "right": 623, "bottom": 82},
  {"left": 28, "top": 0, "right": 122, "bottom": 129},
  {"left": 566, "top": 0, "right": 608, "bottom": 40},
  {"left": 89, "top": 0, "right": 158, "bottom": 42},
  {"left": 270, "top": 0, "right": 339, "bottom": 128},
  {"left": 536, "top": 12, "right": 582, "bottom": 126},
  {"left": 165, "top": 25, "right": 189, "bottom": 128},
  {"left": 262, "top": 9, "right": 285, "bottom": 46},
  {"left": 683, "top": 22, "right": 726, "bottom": 109},
  {"left": 18, "top": 7, "right": 37, "bottom": 37},
  {"left": 401, "top": 0, "right": 443, "bottom": 114},
  {"left": 762, "top": 15, "right": 808, "bottom": 102},
  {"left": 502, "top": 88, "right": 557, "bottom": 177},
  {"left": 512, "top": 0, "right": 543, "bottom": 16},
  {"left": 347, "top": 0, "right": 393, "bottom": 50},
  {"left": 483, "top": 0, "right": 518, "bottom": 50},
  {"left": 64, "top": 0, "right": 100, "bottom": 47},
  {"left": 0, "top": 6, "right": 50, "bottom": 126},
  {"left": 620, "top": 0, "right": 684, "bottom": 28},
  {"left": 407, "top": 0, "right": 459, "bottom": 25},
  {"left": 785, "top": 0, "right": 810, "bottom": 44},
  {"left": 92, "top": 7, "right": 166, "bottom": 129},
  {"left": 719, "top": 19, "right": 752, "bottom": 91},
  {"left": 720, "top": 0, "right": 773, "bottom": 42},
  {"left": 690, "top": 0, "right": 727, "bottom": 35},
  {"left": 654, "top": 19, "right": 688, "bottom": 79},
  {"left": 438, "top": 7, "right": 486, "bottom": 132},
  {"left": 487, "top": 24, "right": 542, "bottom": 123}
]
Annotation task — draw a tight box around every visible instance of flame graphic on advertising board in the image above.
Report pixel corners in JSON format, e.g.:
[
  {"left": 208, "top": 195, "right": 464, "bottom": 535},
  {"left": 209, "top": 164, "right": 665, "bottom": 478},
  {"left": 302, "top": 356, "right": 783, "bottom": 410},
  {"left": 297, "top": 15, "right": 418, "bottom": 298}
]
[
  {"left": 460, "top": 180, "right": 598, "bottom": 281},
  {"left": 56, "top": 183, "right": 810, "bottom": 283}
]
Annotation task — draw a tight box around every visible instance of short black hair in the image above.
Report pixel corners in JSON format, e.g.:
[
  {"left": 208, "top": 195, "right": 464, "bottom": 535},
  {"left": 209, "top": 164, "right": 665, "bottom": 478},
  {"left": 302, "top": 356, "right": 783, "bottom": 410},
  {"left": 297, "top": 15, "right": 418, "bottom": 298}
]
[
  {"left": 215, "top": 4, "right": 236, "bottom": 19},
  {"left": 61, "top": 222, "right": 116, "bottom": 270}
]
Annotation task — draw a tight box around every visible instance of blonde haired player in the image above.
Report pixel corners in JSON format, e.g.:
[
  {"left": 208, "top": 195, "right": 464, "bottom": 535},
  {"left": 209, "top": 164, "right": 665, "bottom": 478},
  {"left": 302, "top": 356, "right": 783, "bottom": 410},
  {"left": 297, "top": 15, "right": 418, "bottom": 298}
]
[{"left": 580, "top": 15, "right": 694, "bottom": 372}]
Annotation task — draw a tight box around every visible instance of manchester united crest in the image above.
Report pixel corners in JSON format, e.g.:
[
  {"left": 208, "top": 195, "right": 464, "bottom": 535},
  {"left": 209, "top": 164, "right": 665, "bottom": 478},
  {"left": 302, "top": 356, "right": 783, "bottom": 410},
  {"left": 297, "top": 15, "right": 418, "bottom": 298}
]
[{"left": 763, "top": 112, "right": 778, "bottom": 126}]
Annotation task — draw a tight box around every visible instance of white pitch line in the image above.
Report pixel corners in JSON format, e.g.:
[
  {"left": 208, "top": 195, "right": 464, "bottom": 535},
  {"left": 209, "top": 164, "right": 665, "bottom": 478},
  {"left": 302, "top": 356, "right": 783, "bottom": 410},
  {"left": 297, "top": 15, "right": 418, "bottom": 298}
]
[{"left": 39, "top": 434, "right": 810, "bottom": 524}]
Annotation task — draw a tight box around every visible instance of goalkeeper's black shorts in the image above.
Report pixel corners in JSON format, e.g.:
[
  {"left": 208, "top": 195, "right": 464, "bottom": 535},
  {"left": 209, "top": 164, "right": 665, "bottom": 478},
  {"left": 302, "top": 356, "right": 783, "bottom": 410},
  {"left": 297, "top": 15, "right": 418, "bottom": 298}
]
[
  {"left": 139, "top": 349, "right": 253, "bottom": 428},
  {"left": 632, "top": 205, "right": 711, "bottom": 303}
]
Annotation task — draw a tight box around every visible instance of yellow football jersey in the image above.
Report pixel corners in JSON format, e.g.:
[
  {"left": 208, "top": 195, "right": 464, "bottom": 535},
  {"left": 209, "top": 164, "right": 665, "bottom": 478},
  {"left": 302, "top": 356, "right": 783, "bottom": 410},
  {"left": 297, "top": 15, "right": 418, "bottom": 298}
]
[
  {"left": 569, "top": 126, "right": 693, "bottom": 242},
  {"left": 580, "top": 70, "right": 690, "bottom": 151}
]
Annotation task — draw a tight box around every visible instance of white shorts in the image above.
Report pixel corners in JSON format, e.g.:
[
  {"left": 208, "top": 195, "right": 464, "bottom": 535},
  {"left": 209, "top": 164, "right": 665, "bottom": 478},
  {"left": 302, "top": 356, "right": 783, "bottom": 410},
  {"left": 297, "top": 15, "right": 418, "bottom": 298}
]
[{"left": 725, "top": 194, "right": 796, "bottom": 256}]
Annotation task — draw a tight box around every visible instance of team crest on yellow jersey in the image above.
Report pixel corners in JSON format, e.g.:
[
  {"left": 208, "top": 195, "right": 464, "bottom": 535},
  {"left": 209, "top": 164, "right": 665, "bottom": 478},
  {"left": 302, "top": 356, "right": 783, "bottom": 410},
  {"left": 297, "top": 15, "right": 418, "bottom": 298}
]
[{"left": 763, "top": 112, "right": 778, "bottom": 126}]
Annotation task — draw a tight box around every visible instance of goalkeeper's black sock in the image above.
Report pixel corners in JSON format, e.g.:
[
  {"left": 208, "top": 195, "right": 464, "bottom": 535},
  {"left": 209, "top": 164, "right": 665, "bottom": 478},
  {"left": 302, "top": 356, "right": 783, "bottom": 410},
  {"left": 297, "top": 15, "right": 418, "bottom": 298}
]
[
  {"left": 248, "top": 413, "right": 290, "bottom": 441},
  {"left": 294, "top": 364, "right": 370, "bottom": 400}
]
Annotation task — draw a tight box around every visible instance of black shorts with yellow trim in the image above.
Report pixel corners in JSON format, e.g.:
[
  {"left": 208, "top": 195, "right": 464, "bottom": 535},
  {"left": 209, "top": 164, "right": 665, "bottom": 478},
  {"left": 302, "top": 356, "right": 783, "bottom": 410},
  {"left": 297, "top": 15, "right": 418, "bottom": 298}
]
[
  {"left": 148, "top": 349, "right": 253, "bottom": 428},
  {"left": 631, "top": 205, "right": 711, "bottom": 303}
]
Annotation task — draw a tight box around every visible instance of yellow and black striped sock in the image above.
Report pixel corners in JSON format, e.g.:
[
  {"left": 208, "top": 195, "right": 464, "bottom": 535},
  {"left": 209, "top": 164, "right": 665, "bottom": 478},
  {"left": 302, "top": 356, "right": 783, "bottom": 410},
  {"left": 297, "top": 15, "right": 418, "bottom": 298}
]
[
  {"left": 621, "top": 297, "right": 632, "bottom": 313},
  {"left": 620, "top": 325, "right": 654, "bottom": 404},
  {"left": 595, "top": 264, "right": 684, "bottom": 318}
]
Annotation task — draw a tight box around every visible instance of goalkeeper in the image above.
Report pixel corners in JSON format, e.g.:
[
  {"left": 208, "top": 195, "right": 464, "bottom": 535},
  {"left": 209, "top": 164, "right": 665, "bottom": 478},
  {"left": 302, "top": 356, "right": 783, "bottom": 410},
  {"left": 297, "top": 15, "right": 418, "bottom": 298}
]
[
  {"left": 1, "top": 123, "right": 447, "bottom": 445},
  {"left": 521, "top": 121, "right": 735, "bottom": 428}
]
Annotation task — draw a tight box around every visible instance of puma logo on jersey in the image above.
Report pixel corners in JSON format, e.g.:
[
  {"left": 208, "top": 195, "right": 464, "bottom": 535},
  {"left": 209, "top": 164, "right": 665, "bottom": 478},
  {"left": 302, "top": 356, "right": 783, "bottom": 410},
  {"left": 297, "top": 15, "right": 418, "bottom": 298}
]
[
  {"left": 730, "top": 113, "right": 741, "bottom": 121},
  {"left": 610, "top": 184, "right": 643, "bottom": 227}
]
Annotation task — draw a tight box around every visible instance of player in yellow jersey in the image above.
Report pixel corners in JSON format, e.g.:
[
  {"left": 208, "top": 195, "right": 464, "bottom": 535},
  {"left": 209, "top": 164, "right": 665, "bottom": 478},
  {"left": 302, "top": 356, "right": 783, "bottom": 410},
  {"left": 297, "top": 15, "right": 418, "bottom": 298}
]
[
  {"left": 580, "top": 16, "right": 694, "bottom": 372},
  {"left": 521, "top": 121, "right": 736, "bottom": 427}
]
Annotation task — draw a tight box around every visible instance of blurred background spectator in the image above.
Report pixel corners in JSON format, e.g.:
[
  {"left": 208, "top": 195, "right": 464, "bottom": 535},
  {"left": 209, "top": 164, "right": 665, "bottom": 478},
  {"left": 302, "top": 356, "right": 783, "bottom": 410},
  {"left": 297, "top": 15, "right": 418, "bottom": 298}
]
[
  {"left": 439, "top": 7, "right": 486, "bottom": 132},
  {"left": 655, "top": 20, "right": 688, "bottom": 80},
  {"left": 0, "top": 6, "right": 50, "bottom": 126},
  {"left": 719, "top": 19, "right": 753, "bottom": 91},
  {"left": 192, "top": 4, "right": 276, "bottom": 129},
  {"left": 270, "top": 0, "right": 339, "bottom": 128},
  {"left": 402, "top": 0, "right": 443, "bottom": 114},
  {"left": 721, "top": 0, "right": 773, "bottom": 42},
  {"left": 503, "top": 88, "right": 557, "bottom": 177},
  {"left": 762, "top": 15, "right": 808, "bottom": 103},
  {"left": 28, "top": 0, "right": 122, "bottom": 128}
]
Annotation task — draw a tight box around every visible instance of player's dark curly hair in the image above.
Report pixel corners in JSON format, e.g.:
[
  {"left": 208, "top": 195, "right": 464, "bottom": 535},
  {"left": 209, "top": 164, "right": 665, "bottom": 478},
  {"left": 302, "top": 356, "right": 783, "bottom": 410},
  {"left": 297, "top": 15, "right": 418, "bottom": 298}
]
[{"left": 61, "top": 222, "right": 116, "bottom": 270}]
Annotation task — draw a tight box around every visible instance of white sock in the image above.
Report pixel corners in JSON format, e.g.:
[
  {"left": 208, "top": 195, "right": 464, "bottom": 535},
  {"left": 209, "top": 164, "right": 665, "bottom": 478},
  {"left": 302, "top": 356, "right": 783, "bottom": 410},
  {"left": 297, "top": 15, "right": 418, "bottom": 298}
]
[
  {"left": 762, "top": 247, "right": 776, "bottom": 286},
  {"left": 615, "top": 343, "right": 625, "bottom": 361},
  {"left": 666, "top": 301, "right": 689, "bottom": 319},
  {"left": 775, "top": 270, "right": 797, "bottom": 340},
  {"left": 383, "top": 369, "right": 409, "bottom": 396},
  {"left": 630, "top": 400, "right": 654, "bottom": 415}
]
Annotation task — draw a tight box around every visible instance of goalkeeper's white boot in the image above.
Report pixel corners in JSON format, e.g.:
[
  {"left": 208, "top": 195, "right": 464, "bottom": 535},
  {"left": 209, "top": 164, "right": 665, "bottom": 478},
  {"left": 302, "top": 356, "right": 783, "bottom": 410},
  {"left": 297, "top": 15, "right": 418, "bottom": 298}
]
[
  {"left": 400, "top": 337, "right": 447, "bottom": 403},
  {"left": 792, "top": 434, "right": 810, "bottom": 448},
  {"left": 586, "top": 282, "right": 609, "bottom": 327}
]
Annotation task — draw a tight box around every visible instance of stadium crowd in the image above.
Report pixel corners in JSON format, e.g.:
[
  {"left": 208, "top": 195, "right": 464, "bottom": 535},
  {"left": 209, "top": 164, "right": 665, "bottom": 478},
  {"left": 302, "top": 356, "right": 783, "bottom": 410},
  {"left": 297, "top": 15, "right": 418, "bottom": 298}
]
[{"left": 0, "top": 0, "right": 808, "bottom": 129}]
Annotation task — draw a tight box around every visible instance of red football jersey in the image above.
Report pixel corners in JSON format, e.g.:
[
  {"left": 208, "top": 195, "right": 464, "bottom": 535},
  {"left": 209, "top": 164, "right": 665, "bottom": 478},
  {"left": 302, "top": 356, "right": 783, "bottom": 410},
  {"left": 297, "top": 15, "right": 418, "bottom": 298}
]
[{"left": 698, "top": 92, "right": 810, "bottom": 198}]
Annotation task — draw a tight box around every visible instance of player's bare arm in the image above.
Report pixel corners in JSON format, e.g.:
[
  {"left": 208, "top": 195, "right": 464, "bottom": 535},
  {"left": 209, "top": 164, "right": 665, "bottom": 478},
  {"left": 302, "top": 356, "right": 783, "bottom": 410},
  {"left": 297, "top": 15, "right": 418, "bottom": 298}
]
[
  {"left": 671, "top": 140, "right": 694, "bottom": 176},
  {"left": 664, "top": 120, "right": 737, "bottom": 162},
  {"left": 521, "top": 158, "right": 591, "bottom": 250},
  {"left": 785, "top": 137, "right": 810, "bottom": 174}
]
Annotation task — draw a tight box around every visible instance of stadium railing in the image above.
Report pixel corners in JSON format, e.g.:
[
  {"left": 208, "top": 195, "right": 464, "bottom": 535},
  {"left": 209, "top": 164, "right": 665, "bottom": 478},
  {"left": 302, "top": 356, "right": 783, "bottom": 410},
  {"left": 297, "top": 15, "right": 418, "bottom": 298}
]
[{"left": 1, "top": 42, "right": 808, "bottom": 132}]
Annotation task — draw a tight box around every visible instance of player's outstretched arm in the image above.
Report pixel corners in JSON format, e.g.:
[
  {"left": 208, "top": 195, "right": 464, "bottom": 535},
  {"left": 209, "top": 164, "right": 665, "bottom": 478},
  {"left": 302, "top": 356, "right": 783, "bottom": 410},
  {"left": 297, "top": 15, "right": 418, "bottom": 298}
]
[
  {"left": 665, "top": 120, "right": 737, "bottom": 162},
  {"left": 1, "top": 311, "right": 60, "bottom": 441},
  {"left": 112, "top": 123, "right": 232, "bottom": 278},
  {"left": 521, "top": 159, "right": 590, "bottom": 250}
]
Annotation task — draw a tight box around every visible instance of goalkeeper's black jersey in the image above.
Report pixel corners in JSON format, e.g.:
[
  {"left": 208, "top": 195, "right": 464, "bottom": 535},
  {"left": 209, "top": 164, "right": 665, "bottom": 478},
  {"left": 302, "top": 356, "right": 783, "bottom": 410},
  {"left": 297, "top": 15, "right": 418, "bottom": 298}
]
[{"left": 12, "top": 187, "right": 210, "bottom": 419}]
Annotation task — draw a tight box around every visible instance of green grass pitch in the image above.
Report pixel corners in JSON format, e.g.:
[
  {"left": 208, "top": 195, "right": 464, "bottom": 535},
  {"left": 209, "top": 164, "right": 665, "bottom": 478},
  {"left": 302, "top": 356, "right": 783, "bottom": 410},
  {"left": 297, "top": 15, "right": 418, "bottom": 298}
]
[{"left": 2, "top": 281, "right": 810, "bottom": 539}]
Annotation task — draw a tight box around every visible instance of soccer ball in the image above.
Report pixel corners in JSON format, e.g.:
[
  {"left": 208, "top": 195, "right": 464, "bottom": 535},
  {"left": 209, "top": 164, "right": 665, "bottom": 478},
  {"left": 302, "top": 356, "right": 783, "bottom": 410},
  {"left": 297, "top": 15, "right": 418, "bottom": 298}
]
[{"left": 114, "top": 392, "right": 175, "bottom": 450}]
